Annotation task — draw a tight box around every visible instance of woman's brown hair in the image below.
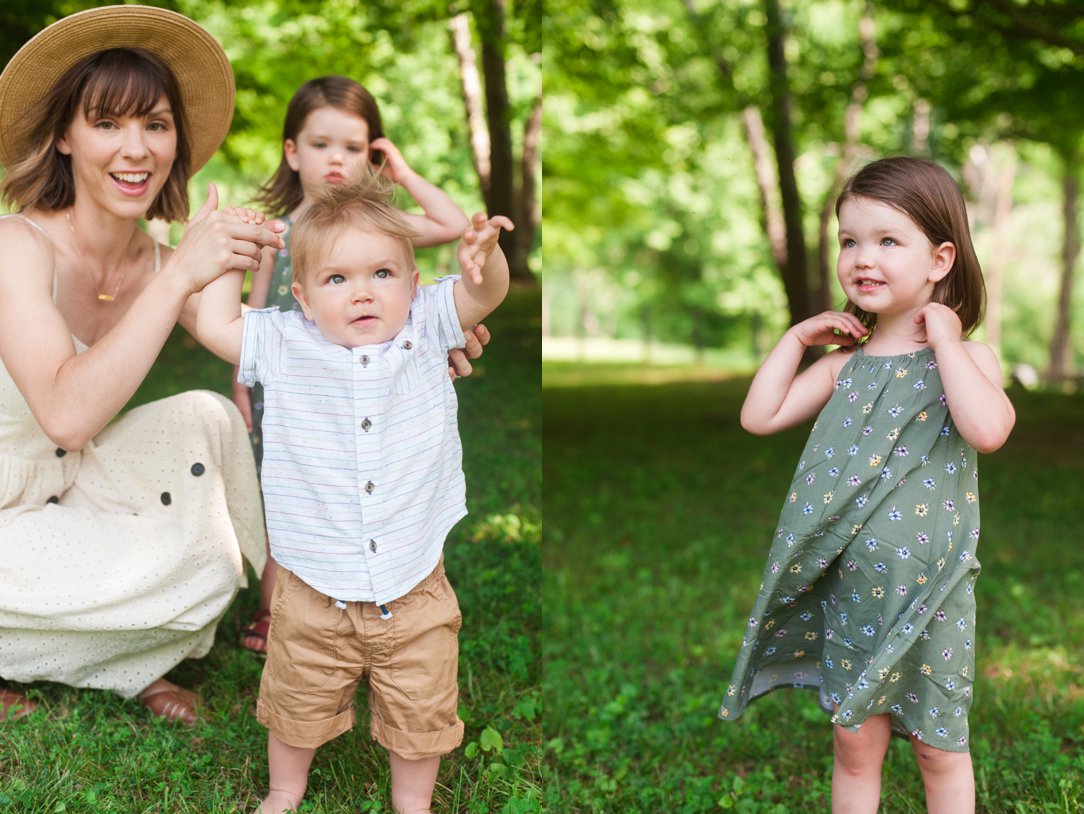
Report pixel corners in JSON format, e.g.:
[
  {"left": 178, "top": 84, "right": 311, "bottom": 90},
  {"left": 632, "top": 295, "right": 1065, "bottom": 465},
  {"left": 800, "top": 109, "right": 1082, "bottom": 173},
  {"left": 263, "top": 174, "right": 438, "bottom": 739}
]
[
  {"left": 256, "top": 75, "right": 384, "bottom": 217},
  {"left": 836, "top": 156, "right": 986, "bottom": 336},
  {"left": 1, "top": 48, "right": 192, "bottom": 222}
]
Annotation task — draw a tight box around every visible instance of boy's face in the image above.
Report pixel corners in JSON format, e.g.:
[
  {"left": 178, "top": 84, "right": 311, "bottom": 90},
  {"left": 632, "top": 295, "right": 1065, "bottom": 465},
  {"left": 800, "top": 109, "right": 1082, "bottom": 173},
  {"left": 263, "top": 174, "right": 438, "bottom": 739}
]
[{"left": 292, "top": 228, "right": 419, "bottom": 348}]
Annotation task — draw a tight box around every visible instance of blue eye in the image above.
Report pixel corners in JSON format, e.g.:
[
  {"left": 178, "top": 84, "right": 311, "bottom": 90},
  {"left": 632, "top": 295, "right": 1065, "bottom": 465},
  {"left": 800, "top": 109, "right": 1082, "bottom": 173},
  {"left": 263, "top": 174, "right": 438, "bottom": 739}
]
[
  {"left": 881, "top": 237, "right": 897, "bottom": 246},
  {"left": 375, "top": 269, "right": 391, "bottom": 279},
  {"left": 841, "top": 238, "right": 856, "bottom": 248},
  {"left": 329, "top": 274, "right": 346, "bottom": 284}
]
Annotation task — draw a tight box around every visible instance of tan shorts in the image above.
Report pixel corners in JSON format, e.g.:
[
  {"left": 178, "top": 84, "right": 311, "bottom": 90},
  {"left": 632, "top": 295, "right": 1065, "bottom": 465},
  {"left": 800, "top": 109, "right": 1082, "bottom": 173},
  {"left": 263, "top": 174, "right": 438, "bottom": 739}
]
[{"left": 256, "top": 560, "right": 464, "bottom": 759}]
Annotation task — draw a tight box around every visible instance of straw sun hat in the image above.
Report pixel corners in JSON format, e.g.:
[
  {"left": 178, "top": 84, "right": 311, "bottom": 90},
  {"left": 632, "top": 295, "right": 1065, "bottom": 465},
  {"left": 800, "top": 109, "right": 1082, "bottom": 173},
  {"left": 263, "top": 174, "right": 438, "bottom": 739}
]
[{"left": 0, "top": 4, "right": 235, "bottom": 172}]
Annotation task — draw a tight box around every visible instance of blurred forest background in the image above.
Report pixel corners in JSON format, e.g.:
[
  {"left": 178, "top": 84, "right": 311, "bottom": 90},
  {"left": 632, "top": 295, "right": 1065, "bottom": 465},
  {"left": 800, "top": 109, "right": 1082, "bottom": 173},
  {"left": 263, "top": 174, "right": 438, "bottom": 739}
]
[
  {"left": 545, "top": 0, "right": 1084, "bottom": 381},
  {"left": 1, "top": 0, "right": 541, "bottom": 283}
]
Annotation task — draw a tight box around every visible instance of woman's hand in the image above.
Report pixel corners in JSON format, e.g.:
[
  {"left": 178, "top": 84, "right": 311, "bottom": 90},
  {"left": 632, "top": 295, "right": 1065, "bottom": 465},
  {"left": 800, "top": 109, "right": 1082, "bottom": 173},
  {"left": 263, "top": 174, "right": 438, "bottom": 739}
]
[
  {"left": 170, "top": 185, "right": 284, "bottom": 293},
  {"left": 448, "top": 323, "right": 490, "bottom": 380},
  {"left": 789, "top": 311, "right": 868, "bottom": 350}
]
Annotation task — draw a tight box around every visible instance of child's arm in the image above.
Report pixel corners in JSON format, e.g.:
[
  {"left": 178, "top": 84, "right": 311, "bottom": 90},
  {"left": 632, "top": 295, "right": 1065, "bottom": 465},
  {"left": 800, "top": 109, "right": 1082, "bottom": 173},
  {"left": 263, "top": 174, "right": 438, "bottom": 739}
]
[
  {"left": 229, "top": 246, "right": 275, "bottom": 430},
  {"left": 741, "top": 311, "right": 868, "bottom": 435},
  {"left": 917, "top": 303, "right": 1015, "bottom": 453},
  {"left": 372, "top": 136, "right": 469, "bottom": 246},
  {"left": 452, "top": 213, "right": 514, "bottom": 330},
  {"left": 196, "top": 268, "right": 246, "bottom": 366}
]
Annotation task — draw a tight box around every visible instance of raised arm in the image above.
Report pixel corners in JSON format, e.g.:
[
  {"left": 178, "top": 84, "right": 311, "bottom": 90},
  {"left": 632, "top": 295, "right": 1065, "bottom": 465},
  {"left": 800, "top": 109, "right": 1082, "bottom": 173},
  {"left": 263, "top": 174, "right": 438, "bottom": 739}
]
[
  {"left": 452, "top": 213, "right": 514, "bottom": 330},
  {"left": 195, "top": 267, "right": 246, "bottom": 367},
  {"left": 917, "top": 303, "right": 1015, "bottom": 453},
  {"left": 0, "top": 189, "right": 280, "bottom": 451},
  {"left": 741, "top": 311, "right": 868, "bottom": 435},
  {"left": 372, "top": 136, "right": 469, "bottom": 247}
]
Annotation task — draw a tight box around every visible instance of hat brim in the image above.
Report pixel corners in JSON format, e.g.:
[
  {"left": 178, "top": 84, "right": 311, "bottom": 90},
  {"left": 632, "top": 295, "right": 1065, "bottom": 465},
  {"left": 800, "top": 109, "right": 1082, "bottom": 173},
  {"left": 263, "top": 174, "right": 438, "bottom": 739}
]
[{"left": 0, "top": 4, "right": 234, "bottom": 173}]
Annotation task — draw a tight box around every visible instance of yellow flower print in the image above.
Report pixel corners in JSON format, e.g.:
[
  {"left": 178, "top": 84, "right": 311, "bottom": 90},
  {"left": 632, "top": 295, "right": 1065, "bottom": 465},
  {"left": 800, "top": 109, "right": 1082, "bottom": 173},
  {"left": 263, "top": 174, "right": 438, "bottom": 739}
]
[
  {"left": 953, "top": 514, "right": 961, "bottom": 527},
  {"left": 721, "top": 707, "right": 730, "bottom": 718},
  {"left": 804, "top": 631, "right": 818, "bottom": 641},
  {"left": 872, "top": 586, "right": 885, "bottom": 599},
  {"left": 966, "top": 492, "right": 977, "bottom": 503},
  {"left": 726, "top": 684, "right": 736, "bottom": 697},
  {"left": 920, "top": 664, "right": 932, "bottom": 676},
  {"left": 890, "top": 671, "right": 902, "bottom": 682},
  {"left": 765, "top": 620, "right": 776, "bottom": 631},
  {"left": 790, "top": 563, "right": 802, "bottom": 574},
  {"left": 790, "top": 491, "right": 798, "bottom": 503},
  {"left": 895, "top": 367, "right": 909, "bottom": 378},
  {"left": 936, "top": 557, "right": 946, "bottom": 571},
  {"left": 887, "top": 427, "right": 900, "bottom": 441},
  {"left": 823, "top": 491, "right": 834, "bottom": 504},
  {"left": 862, "top": 402, "right": 873, "bottom": 415},
  {"left": 915, "top": 504, "right": 929, "bottom": 517},
  {"left": 851, "top": 524, "right": 863, "bottom": 536},
  {"left": 917, "top": 573, "right": 928, "bottom": 585},
  {"left": 961, "top": 666, "right": 969, "bottom": 678},
  {"left": 916, "top": 411, "right": 928, "bottom": 422},
  {"left": 878, "top": 667, "right": 890, "bottom": 680},
  {"left": 877, "top": 695, "right": 887, "bottom": 706},
  {"left": 793, "top": 649, "right": 805, "bottom": 659},
  {"left": 869, "top": 454, "right": 882, "bottom": 467},
  {"left": 841, "top": 659, "right": 853, "bottom": 671}
]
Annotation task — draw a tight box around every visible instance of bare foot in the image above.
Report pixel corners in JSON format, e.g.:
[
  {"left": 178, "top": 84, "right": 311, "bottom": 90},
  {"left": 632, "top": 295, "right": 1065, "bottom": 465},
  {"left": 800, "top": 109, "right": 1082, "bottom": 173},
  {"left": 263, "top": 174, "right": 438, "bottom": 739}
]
[
  {"left": 255, "top": 790, "right": 301, "bottom": 814},
  {"left": 137, "top": 678, "right": 200, "bottom": 725},
  {"left": 0, "top": 687, "right": 37, "bottom": 721}
]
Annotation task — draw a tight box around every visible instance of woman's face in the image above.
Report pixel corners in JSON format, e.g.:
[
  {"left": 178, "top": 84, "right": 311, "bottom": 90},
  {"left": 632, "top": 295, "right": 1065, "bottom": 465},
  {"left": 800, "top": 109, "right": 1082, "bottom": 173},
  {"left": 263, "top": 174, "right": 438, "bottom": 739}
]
[{"left": 55, "top": 94, "right": 177, "bottom": 219}]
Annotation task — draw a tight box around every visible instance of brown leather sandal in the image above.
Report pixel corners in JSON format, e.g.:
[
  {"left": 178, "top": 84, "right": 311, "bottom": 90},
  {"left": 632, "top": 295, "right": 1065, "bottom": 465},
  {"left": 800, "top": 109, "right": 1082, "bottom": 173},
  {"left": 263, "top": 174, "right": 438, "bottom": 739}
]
[
  {"left": 138, "top": 685, "right": 200, "bottom": 725},
  {"left": 0, "top": 687, "right": 37, "bottom": 721},
  {"left": 240, "top": 608, "right": 272, "bottom": 655}
]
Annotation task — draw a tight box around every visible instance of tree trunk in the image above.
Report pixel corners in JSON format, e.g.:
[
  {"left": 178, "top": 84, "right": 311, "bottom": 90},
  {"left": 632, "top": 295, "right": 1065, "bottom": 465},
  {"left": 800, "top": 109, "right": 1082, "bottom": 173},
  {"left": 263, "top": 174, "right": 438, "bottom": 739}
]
[
  {"left": 1047, "top": 156, "right": 1079, "bottom": 379},
  {"left": 450, "top": 4, "right": 535, "bottom": 281},
  {"left": 763, "top": 0, "right": 811, "bottom": 325}
]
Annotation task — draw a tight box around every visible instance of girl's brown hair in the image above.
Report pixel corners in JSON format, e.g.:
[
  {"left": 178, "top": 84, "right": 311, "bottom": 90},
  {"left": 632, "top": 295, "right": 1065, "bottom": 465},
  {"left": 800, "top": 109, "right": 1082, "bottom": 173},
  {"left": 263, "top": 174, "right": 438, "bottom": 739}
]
[
  {"left": 836, "top": 156, "right": 986, "bottom": 336},
  {"left": 1, "top": 48, "right": 191, "bottom": 222},
  {"left": 257, "top": 75, "right": 384, "bottom": 217}
]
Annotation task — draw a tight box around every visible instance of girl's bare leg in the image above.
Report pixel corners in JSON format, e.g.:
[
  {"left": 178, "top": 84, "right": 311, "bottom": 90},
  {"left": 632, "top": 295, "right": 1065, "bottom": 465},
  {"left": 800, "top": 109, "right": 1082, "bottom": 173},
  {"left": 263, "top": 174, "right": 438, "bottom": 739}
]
[
  {"left": 389, "top": 751, "right": 440, "bottom": 814},
  {"left": 911, "top": 739, "right": 974, "bottom": 814},
  {"left": 832, "top": 714, "right": 892, "bottom": 814}
]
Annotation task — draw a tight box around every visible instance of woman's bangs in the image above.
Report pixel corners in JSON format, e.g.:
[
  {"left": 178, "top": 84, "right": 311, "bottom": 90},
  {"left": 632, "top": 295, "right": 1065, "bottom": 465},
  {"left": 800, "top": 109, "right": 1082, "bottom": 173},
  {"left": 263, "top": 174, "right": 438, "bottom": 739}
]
[{"left": 80, "top": 55, "right": 172, "bottom": 120}]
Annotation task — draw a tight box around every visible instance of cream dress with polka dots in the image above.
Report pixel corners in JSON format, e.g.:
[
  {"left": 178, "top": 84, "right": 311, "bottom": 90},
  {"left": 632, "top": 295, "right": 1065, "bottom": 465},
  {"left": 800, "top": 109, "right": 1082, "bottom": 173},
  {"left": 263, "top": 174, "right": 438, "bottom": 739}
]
[{"left": 0, "top": 215, "right": 266, "bottom": 698}]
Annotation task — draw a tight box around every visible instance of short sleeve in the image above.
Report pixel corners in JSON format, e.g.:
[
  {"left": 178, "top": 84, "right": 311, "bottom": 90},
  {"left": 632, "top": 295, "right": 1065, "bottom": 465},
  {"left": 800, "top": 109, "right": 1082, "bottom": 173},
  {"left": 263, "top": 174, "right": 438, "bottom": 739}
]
[
  {"left": 239, "top": 308, "right": 282, "bottom": 387},
  {"left": 424, "top": 275, "right": 466, "bottom": 355}
]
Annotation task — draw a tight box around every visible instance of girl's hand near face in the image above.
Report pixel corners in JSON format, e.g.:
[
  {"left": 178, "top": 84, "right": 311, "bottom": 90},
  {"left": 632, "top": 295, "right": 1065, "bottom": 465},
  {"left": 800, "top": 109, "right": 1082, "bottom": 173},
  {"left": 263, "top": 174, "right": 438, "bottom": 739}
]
[
  {"left": 369, "top": 137, "right": 410, "bottom": 185},
  {"left": 789, "top": 311, "right": 869, "bottom": 350},
  {"left": 914, "top": 302, "right": 963, "bottom": 350}
]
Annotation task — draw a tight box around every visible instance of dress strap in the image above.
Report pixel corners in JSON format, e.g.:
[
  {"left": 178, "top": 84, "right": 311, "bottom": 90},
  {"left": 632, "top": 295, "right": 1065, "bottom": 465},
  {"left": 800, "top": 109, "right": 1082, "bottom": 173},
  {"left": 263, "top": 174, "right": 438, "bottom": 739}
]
[
  {"left": 0, "top": 213, "right": 59, "bottom": 301},
  {"left": 153, "top": 239, "right": 161, "bottom": 274}
]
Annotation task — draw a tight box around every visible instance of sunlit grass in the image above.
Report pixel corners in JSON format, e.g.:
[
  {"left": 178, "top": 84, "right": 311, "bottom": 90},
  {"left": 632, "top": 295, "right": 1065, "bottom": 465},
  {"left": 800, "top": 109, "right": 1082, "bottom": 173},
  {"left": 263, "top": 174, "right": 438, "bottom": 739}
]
[{"left": 543, "top": 360, "right": 1084, "bottom": 813}]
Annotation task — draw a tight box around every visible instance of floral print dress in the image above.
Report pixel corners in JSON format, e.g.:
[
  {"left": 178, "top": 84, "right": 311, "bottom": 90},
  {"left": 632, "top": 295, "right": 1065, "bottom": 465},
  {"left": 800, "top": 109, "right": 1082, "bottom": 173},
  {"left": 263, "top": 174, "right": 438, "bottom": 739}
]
[{"left": 721, "top": 348, "right": 981, "bottom": 752}]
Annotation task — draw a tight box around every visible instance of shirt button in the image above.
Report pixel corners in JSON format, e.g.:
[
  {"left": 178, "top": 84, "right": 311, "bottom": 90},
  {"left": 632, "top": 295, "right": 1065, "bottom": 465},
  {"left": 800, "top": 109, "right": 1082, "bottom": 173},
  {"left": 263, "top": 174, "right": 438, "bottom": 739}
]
[
  {"left": 401, "top": 340, "right": 413, "bottom": 350},
  {"left": 191, "top": 462, "right": 205, "bottom": 476},
  {"left": 369, "top": 539, "right": 377, "bottom": 553},
  {"left": 361, "top": 417, "right": 372, "bottom": 431},
  {"left": 364, "top": 481, "right": 375, "bottom": 494},
  {"left": 161, "top": 492, "right": 172, "bottom": 506},
  {"left": 55, "top": 448, "right": 67, "bottom": 458},
  {"left": 359, "top": 355, "right": 370, "bottom": 367}
]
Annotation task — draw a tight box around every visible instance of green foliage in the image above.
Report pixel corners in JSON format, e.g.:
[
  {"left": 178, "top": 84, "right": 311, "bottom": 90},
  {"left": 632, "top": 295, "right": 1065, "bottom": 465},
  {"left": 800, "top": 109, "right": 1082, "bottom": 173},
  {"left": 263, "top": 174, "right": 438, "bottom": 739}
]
[
  {"left": 543, "top": 361, "right": 1084, "bottom": 812},
  {"left": 0, "top": 286, "right": 541, "bottom": 813}
]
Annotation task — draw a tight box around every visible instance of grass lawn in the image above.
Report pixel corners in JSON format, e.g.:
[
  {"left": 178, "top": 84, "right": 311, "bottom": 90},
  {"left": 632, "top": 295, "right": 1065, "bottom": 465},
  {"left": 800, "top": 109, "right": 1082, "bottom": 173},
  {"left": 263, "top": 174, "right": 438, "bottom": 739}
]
[
  {"left": 543, "top": 360, "right": 1084, "bottom": 813},
  {"left": 0, "top": 285, "right": 541, "bottom": 813}
]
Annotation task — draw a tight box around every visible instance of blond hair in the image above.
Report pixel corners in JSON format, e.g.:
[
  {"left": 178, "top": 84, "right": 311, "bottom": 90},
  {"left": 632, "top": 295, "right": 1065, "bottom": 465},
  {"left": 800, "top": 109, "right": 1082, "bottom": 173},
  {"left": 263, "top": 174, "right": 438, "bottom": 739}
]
[{"left": 291, "top": 171, "right": 419, "bottom": 285}]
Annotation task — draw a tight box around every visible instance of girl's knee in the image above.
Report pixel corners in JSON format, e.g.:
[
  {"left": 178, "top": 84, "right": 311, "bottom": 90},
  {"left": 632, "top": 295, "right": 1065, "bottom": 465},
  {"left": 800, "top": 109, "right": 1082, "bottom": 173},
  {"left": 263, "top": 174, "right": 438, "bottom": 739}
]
[
  {"left": 911, "top": 739, "right": 970, "bottom": 770},
  {"left": 834, "top": 718, "right": 890, "bottom": 771}
]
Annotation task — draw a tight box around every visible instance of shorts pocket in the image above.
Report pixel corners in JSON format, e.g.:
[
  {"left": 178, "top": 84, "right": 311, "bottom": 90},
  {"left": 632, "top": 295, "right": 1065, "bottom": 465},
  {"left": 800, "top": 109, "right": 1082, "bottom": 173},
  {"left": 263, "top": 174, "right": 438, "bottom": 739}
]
[
  {"left": 389, "top": 576, "right": 461, "bottom": 700},
  {"left": 266, "top": 571, "right": 341, "bottom": 692}
]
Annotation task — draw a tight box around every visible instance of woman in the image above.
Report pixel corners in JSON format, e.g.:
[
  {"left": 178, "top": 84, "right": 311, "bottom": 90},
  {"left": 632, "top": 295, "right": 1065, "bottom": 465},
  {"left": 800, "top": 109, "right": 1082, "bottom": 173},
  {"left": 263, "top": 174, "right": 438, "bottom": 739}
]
[{"left": 0, "top": 5, "right": 285, "bottom": 724}]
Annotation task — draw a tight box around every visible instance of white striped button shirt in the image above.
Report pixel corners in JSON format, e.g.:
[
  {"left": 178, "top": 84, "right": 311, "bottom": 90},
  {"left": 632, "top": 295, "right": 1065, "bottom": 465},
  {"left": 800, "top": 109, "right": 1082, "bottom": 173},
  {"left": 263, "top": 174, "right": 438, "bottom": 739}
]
[{"left": 239, "top": 278, "right": 466, "bottom": 604}]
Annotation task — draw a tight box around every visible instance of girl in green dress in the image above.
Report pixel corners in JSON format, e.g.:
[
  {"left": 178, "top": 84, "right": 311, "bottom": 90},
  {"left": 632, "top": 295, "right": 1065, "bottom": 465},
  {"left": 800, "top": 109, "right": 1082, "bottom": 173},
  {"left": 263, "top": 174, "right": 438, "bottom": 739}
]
[{"left": 721, "top": 157, "right": 1015, "bottom": 813}]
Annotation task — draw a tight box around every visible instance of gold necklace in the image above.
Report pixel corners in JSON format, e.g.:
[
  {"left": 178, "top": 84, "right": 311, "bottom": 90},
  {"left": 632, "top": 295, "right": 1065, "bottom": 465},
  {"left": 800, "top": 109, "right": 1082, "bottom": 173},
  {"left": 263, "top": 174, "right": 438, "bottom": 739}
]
[{"left": 65, "top": 211, "right": 127, "bottom": 302}]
